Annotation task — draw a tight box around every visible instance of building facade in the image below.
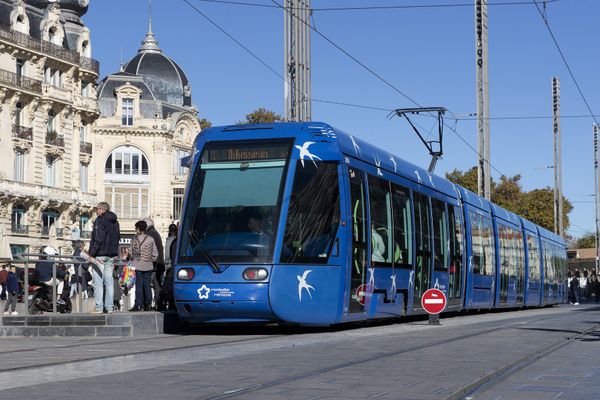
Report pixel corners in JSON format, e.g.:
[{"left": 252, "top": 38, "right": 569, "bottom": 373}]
[
  {"left": 0, "top": 0, "right": 100, "bottom": 258},
  {"left": 95, "top": 20, "right": 199, "bottom": 240}
]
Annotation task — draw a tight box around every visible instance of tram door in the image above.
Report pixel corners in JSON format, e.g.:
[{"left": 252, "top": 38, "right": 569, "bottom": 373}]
[
  {"left": 348, "top": 168, "right": 367, "bottom": 313},
  {"left": 413, "top": 193, "right": 432, "bottom": 309}
]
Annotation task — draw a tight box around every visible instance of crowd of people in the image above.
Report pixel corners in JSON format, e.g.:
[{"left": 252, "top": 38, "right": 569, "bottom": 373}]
[
  {"left": 567, "top": 268, "right": 600, "bottom": 305},
  {"left": 0, "top": 201, "right": 179, "bottom": 315}
]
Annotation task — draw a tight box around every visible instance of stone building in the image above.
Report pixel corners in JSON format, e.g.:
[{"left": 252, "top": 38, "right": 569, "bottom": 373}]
[
  {"left": 0, "top": 0, "right": 100, "bottom": 258},
  {"left": 94, "top": 17, "right": 199, "bottom": 240}
]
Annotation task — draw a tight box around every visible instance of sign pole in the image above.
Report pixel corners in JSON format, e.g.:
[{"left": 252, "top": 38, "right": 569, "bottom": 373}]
[{"left": 428, "top": 313, "right": 440, "bottom": 325}]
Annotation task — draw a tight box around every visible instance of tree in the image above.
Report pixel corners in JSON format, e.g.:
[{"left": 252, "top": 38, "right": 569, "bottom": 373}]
[
  {"left": 199, "top": 118, "right": 212, "bottom": 130},
  {"left": 446, "top": 167, "right": 572, "bottom": 232},
  {"left": 239, "top": 108, "right": 283, "bottom": 124},
  {"left": 572, "top": 233, "right": 595, "bottom": 249},
  {"left": 445, "top": 167, "right": 479, "bottom": 193}
]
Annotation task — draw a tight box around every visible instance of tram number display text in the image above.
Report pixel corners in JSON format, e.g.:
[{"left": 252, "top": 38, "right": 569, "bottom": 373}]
[{"left": 206, "top": 143, "right": 290, "bottom": 162}]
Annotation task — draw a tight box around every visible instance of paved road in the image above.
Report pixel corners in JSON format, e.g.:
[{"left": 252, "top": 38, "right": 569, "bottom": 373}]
[{"left": 0, "top": 304, "right": 597, "bottom": 400}]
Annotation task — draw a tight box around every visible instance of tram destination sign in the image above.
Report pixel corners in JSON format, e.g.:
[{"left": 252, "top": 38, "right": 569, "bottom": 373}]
[
  {"left": 421, "top": 288, "right": 447, "bottom": 315},
  {"left": 205, "top": 142, "right": 290, "bottom": 163}
]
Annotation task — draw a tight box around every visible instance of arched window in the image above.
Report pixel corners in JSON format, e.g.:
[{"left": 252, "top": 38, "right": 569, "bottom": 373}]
[
  {"left": 11, "top": 205, "right": 26, "bottom": 233},
  {"left": 47, "top": 109, "right": 55, "bottom": 133},
  {"left": 104, "top": 146, "right": 149, "bottom": 176},
  {"left": 13, "top": 13, "right": 28, "bottom": 34},
  {"left": 14, "top": 102, "right": 23, "bottom": 127},
  {"left": 81, "top": 40, "right": 91, "bottom": 57},
  {"left": 48, "top": 26, "right": 60, "bottom": 45},
  {"left": 41, "top": 209, "right": 59, "bottom": 236}
]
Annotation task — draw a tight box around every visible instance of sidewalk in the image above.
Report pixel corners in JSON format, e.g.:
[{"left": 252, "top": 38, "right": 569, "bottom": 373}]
[{"left": 0, "top": 294, "right": 135, "bottom": 315}]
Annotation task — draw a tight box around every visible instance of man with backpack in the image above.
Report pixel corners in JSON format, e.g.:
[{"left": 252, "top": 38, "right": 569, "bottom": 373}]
[{"left": 569, "top": 270, "right": 580, "bottom": 305}]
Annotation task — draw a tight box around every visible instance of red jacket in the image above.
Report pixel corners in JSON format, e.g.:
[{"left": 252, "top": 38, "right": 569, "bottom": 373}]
[{"left": 0, "top": 269, "right": 8, "bottom": 284}]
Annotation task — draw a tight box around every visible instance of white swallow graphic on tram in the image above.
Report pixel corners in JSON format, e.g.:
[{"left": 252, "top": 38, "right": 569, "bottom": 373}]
[
  {"left": 389, "top": 155, "right": 397, "bottom": 172},
  {"left": 390, "top": 274, "right": 397, "bottom": 302},
  {"left": 414, "top": 170, "right": 422, "bottom": 184},
  {"left": 478, "top": 197, "right": 483, "bottom": 207},
  {"left": 374, "top": 154, "right": 383, "bottom": 176},
  {"left": 297, "top": 270, "right": 315, "bottom": 301},
  {"left": 350, "top": 136, "right": 362, "bottom": 156},
  {"left": 197, "top": 285, "right": 210, "bottom": 300},
  {"left": 434, "top": 278, "right": 440, "bottom": 289},
  {"left": 409, "top": 270, "right": 414, "bottom": 288},
  {"left": 368, "top": 267, "right": 375, "bottom": 289},
  {"left": 428, "top": 173, "right": 435, "bottom": 187},
  {"left": 295, "top": 142, "right": 322, "bottom": 168}
]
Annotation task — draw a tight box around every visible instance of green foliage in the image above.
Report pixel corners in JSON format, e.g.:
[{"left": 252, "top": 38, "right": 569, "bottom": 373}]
[
  {"left": 446, "top": 168, "right": 572, "bottom": 232},
  {"left": 238, "top": 108, "right": 283, "bottom": 124},
  {"left": 572, "top": 233, "right": 595, "bottom": 249},
  {"left": 199, "top": 118, "right": 212, "bottom": 130}
]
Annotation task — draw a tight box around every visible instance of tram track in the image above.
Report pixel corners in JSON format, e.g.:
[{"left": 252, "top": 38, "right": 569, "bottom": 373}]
[
  {"left": 196, "top": 313, "right": 575, "bottom": 400},
  {"left": 451, "top": 322, "right": 600, "bottom": 400}
]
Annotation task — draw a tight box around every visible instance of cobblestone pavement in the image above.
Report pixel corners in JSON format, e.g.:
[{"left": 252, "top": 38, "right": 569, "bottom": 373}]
[{"left": 0, "top": 304, "right": 597, "bottom": 400}]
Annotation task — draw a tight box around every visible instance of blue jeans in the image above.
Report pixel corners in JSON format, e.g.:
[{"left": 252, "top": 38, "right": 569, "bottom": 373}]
[
  {"left": 92, "top": 257, "right": 114, "bottom": 312},
  {"left": 135, "top": 270, "right": 152, "bottom": 309}
]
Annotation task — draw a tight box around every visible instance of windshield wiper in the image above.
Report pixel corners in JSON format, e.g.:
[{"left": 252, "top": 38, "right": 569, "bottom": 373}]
[{"left": 189, "top": 230, "right": 221, "bottom": 273}]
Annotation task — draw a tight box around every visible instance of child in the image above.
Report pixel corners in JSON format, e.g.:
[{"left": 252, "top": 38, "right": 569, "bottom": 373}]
[{"left": 3, "top": 266, "right": 19, "bottom": 315}]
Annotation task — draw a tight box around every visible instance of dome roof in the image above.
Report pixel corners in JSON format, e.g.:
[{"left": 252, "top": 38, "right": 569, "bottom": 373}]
[
  {"left": 122, "top": 30, "right": 192, "bottom": 107},
  {"left": 26, "top": 0, "right": 89, "bottom": 16}
]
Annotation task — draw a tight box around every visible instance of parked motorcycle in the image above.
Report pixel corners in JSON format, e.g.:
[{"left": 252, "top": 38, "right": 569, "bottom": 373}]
[{"left": 28, "top": 267, "right": 72, "bottom": 315}]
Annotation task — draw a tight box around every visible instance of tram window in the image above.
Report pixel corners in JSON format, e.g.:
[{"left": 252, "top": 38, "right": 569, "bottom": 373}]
[
  {"left": 527, "top": 235, "right": 540, "bottom": 281},
  {"left": 481, "top": 216, "right": 495, "bottom": 276},
  {"left": 368, "top": 175, "right": 393, "bottom": 267},
  {"left": 432, "top": 199, "right": 448, "bottom": 272},
  {"left": 281, "top": 161, "right": 340, "bottom": 264},
  {"left": 414, "top": 193, "right": 432, "bottom": 297},
  {"left": 391, "top": 183, "right": 412, "bottom": 267},
  {"left": 448, "top": 205, "right": 463, "bottom": 298},
  {"left": 349, "top": 168, "right": 368, "bottom": 311},
  {"left": 469, "top": 212, "right": 494, "bottom": 276}
]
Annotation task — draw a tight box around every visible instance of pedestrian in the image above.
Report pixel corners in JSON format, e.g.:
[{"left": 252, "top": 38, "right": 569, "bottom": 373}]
[
  {"left": 144, "top": 217, "right": 164, "bottom": 309},
  {"left": 88, "top": 202, "right": 120, "bottom": 314},
  {"left": 3, "top": 265, "right": 19, "bottom": 315},
  {"left": 129, "top": 220, "right": 158, "bottom": 311},
  {"left": 0, "top": 265, "right": 8, "bottom": 301},
  {"left": 569, "top": 270, "right": 580, "bottom": 305},
  {"left": 164, "top": 223, "right": 178, "bottom": 272}
]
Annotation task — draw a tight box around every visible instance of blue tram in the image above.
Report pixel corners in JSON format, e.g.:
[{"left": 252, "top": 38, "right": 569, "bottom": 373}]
[{"left": 173, "top": 122, "right": 567, "bottom": 325}]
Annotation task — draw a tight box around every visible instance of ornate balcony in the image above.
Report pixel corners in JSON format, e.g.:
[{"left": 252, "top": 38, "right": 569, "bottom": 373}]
[
  {"left": 80, "top": 141, "right": 93, "bottom": 154},
  {"left": 0, "top": 23, "right": 100, "bottom": 75},
  {"left": 0, "top": 68, "right": 42, "bottom": 94},
  {"left": 11, "top": 225, "right": 28, "bottom": 235},
  {"left": 12, "top": 125, "right": 33, "bottom": 141},
  {"left": 41, "top": 226, "right": 50, "bottom": 236},
  {"left": 45, "top": 131, "right": 64, "bottom": 147}
]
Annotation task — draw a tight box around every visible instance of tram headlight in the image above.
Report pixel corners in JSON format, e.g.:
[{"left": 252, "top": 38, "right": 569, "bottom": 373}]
[
  {"left": 243, "top": 268, "right": 268, "bottom": 281},
  {"left": 177, "top": 268, "right": 195, "bottom": 280}
]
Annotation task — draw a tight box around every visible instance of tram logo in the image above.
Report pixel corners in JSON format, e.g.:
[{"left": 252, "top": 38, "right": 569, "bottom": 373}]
[
  {"left": 295, "top": 142, "right": 322, "bottom": 167},
  {"left": 389, "top": 155, "right": 397, "bottom": 172},
  {"left": 197, "top": 285, "right": 211, "bottom": 299},
  {"left": 297, "top": 270, "right": 315, "bottom": 301}
]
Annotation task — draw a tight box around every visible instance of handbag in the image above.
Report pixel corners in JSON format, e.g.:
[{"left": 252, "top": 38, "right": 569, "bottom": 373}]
[{"left": 118, "top": 262, "right": 136, "bottom": 290}]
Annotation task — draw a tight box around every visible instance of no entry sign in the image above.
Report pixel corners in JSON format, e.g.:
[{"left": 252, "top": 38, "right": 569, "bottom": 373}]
[
  {"left": 421, "top": 288, "right": 447, "bottom": 314},
  {"left": 356, "top": 284, "right": 368, "bottom": 305}
]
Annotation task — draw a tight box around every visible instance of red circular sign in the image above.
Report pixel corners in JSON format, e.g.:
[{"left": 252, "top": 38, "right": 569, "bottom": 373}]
[
  {"left": 356, "top": 284, "right": 368, "bottom": 305},
  {"left": 421, "top": 288, "right": 447, "bottom": 314}
]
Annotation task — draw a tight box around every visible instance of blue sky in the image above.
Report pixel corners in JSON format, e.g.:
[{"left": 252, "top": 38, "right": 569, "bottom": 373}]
[{"left": 85, "top": 0, "right": 598, "bottom": 239}]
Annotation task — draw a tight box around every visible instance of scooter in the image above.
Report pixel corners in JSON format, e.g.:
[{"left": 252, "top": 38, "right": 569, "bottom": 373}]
[{"left": 28, "top": 271, "right": 72, "bottom": 315}]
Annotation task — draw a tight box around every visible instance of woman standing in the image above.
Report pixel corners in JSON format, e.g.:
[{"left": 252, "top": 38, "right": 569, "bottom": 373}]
[{"left": 129, "top": 220, "right": 158, "bottom": 311}]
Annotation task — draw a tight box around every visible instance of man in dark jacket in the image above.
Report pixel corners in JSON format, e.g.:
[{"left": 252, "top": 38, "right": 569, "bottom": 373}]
[
  {"left": 144, "top": 217, "right": 164, "bottom": 308},
  {"left": 89, "top": 202, "right": 120, "bottom": 313}
]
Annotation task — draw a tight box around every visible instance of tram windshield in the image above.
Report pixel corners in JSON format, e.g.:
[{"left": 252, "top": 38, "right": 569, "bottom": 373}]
[{"left": 178, "top": 140, "right": 291, "bottom": 264}]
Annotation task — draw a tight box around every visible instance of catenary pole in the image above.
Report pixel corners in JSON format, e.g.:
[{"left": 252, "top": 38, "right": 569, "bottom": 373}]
[
  {"left": 552, "top": 77, "right": 563, "bottom": 237},
  {"left": 594, "top": 124, "right": 600, "bottom": 273},
  {"left": 284, "top": 0, "right": 311, "bottom": 122},
  {"left": 475, "top": 0, "right": 490, "bottom": 199}
]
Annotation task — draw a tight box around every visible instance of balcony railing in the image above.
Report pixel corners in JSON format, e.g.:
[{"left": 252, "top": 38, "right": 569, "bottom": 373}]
[
  {"left": 12, "top": 125, "right": 33, "bottom": 141},
  {"left": 80, "top": 141, "right": 92, "bottom": 154},
  {"left": 0, "top": 68, "right": 42, "bottom": 93},
  {"left": 45, "top": 131, "right": 64, "bottom": 147},
  {"left": 11, "top": 225, "right": 28, "bottom": 235},
  {"left": 40, "top": 227, "right": 63, "bottom": 237},
  {"left": 0, "top": 23, "right": 100, "bottom": 75}
]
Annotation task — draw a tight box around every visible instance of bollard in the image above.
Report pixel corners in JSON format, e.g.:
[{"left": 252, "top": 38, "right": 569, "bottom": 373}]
[
  {"left": 52, "top": 262, "right": 57, "bottom": 313},
  {"left": 428, "top": 313, "right": 440, "bottom": 325}
]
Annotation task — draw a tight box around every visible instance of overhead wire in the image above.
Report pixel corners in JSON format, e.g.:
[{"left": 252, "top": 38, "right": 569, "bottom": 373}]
[
  {"left": 532, "top": 0, "right": 599, "bottom": 126},
  {"left": 269, "top": 0, "right": 507, "bottom": 176},
  {"left": 189, "top": 0, "right": 559, "bottom": 12}
]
